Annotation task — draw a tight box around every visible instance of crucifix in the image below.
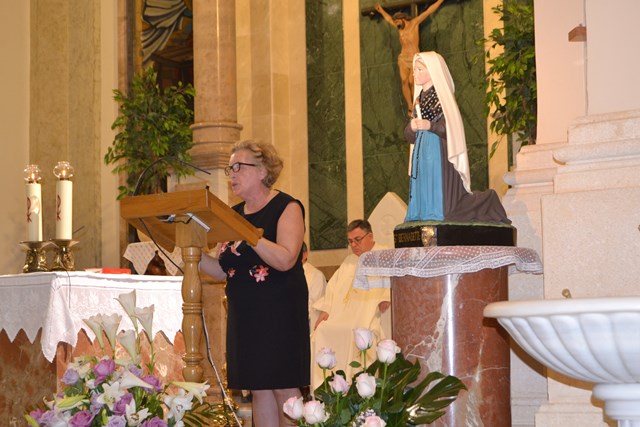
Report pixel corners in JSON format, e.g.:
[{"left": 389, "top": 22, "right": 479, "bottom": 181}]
[
  {"left": 363, "top": 0, "right": 445, "bottom": 116},
  {"left": 361, "top": 0, "right": 439, "bottom": 18}
]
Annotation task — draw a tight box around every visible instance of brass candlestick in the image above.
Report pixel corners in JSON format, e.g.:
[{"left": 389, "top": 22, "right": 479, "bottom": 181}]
[
  {"left": 50, "top": 239, "right": 79, "bottom": 271},
  {"left": 20, "top": 241, "right": 51, "bottom": 273}
]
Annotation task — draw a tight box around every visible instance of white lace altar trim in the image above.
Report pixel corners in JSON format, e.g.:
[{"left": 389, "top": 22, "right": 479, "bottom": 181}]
[
  {"left": 0, "top": 271, "right": 184, "bottom": 362},
  {"left": 354, "top": 246, "right": 542, "bottom": 289}
]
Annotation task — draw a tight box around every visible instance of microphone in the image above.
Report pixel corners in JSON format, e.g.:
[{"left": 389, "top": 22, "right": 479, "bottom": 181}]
[
  {"left": 132, "top": 156, "right": 211, "bottom": 197},
  {"left": 130, "top": 157, "right": 212, "bottom": 276}
]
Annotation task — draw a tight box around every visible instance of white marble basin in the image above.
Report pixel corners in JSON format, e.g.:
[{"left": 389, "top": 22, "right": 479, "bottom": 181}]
[{"left": 484, "top": 297, "right": 640, "bottom": 384}]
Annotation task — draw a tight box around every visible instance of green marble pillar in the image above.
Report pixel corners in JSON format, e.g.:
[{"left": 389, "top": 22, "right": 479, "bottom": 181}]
[{"left": 306, "top": 0, "right": 348, "bottom": 250}]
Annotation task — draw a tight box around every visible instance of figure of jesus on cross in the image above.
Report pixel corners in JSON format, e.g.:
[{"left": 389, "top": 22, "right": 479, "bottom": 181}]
[{"left": 374, "top": 0, "right": 445, "bottom": 116}]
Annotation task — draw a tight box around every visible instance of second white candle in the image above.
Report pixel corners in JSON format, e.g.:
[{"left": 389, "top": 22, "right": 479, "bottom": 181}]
[{"left": 56, "top": 179, "right": 73, "bottom": 240}]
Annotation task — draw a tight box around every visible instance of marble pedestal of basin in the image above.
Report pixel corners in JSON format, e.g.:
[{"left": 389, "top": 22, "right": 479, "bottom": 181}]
[{"left": 484, "top": 297, "right": 640, "bottom": 427}]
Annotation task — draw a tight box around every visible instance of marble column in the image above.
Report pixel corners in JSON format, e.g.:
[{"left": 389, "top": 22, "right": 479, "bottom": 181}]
[
  {"left": 392, "top": 267, "right": 511, "bottom": 426},
  {"left": 167, "top": 0, "right": 242, "bottom": 400},
  {"left": 189, "top": 0, "right": 242, "bottom": 170}
]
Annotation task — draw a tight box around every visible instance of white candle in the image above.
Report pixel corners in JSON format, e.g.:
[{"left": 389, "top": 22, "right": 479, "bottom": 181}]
[
  {"left": 53, "top": 161, "right": 74, "bottom": 240},
  {"left": 26, "top": 182, "right": 43, "bottom": 241},
  {"left": 56, "top": 179, "right": 73, "bottom": 239}
]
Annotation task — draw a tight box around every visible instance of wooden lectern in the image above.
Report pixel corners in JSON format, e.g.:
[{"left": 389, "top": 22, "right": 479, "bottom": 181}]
[{"left": 120, "top": 188, "right": 262, "bottom": 382}]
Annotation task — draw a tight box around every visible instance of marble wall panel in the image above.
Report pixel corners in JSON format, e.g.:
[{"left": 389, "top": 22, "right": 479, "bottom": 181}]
[
  {"left": 306, "top": 0, "right": 347, "bottom": 249},
  {"left": 360, "top": 8, "right": 411, "bottom": 218},
  {"left": 0, "top": 330, "right": 56, "bottom": 426},
  {"left": 308, "top": 155, "right": 347, "bottom": 249}
]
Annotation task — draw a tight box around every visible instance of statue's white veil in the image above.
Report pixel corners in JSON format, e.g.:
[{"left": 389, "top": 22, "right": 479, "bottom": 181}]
[{"left": 412, "top": 51, "right": 471, "bottom": 193}]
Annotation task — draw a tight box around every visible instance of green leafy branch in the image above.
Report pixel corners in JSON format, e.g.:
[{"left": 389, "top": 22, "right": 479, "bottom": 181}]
[
  {"left": 105, "top": 67, "right": 196, "bottom": 199},
  {"left": 480, "top": 1, "right": 537, "bottom": 159}
]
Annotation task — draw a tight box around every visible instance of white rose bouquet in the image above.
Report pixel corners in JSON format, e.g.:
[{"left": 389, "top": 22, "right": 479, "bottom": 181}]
[
  {"left": 284, "top": 328, "right": 466, "bottom": 426},
  {"left": 24, "top": 290, "right": 234, "bottom": 427}
]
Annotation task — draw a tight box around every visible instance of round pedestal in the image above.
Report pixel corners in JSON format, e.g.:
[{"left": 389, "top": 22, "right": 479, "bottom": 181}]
[
  {"left": 391, "top": 267, "right": 510, "bottom": 426},
  {"left": 593, "top": 383, "right": 640, "bottom": 427}
]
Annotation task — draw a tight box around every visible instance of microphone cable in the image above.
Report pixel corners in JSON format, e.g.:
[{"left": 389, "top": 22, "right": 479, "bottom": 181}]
[
  {"left": 132, "top": 156, "right": 210, "bottom": 197},
  {"left": 130, "top": 156, "right": 212, "bottom": 275},
  {"left": 201, "top": 309, "right": 244, "bottom": 426}
]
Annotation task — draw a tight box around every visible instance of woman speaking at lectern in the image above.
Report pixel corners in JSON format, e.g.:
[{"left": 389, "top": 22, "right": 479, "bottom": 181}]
[{"left": 200, "top": 140, "right": 309, "bottom": 427}]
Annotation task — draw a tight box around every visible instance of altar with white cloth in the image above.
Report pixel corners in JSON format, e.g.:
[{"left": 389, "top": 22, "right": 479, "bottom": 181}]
[
  {"left": 0, "top": 271, "right": 185, "bottom": 424},
  {"left": 354, "top": 246, "right": 543, "bottom": 427}
]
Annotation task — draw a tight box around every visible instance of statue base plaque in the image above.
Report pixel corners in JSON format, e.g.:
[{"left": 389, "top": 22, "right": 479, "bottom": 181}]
[{"left": 394, "top": 221, "right": 516, "bottom": 248}]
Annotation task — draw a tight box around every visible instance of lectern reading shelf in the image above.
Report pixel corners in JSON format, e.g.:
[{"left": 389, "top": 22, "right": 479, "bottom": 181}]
[{"left": 120, "top": 188, "right": 263, "bottom": 382}]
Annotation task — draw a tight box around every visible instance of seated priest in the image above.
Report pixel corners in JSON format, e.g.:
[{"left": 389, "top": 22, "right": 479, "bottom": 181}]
[{"left": 310, "top": 219, "right": 391, "bottom": 388}]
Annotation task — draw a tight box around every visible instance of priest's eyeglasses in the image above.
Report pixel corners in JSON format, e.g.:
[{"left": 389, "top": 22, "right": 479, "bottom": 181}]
[
  {"left": 224, "top": 162, "right": 258, "bottom": 176},
  {"left": 348, "top": 232, "right": 371, "bottom": 245}
]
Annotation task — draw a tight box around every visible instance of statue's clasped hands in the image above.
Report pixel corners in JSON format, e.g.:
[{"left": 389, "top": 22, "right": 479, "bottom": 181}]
[{"left": 410, "top": 118, "right": 431, "bottom": 132}]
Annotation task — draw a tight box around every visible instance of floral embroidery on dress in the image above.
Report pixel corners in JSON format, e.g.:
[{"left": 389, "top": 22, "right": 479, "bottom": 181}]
[
  {"left": 220, "top": 241, "right": 242, "bottom": 258},
  {"left": 228, "top": 268, "right": 236, "bottom": 278},
  {"left": 229, "top": 241, "right": 242, "bottom": 256},
  {"left": 249, "top": 265, "right": 269, "bottom": 282}
]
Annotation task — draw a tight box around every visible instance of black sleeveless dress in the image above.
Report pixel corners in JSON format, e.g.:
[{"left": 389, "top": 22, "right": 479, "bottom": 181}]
[{"left": 218, "top": 191, "right": 310, "bottom": 390}]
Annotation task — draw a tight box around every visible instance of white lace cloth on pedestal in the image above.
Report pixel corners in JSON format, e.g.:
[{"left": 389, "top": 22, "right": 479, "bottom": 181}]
[
  {"left": 354, "top": 246, "right": 543, "bottom": 289},
  {"left": 123, "top": 242, "right": 183, "bottom": 276},
  {"left": 0, "top": 271, "right": 184, "bottom": 361}
]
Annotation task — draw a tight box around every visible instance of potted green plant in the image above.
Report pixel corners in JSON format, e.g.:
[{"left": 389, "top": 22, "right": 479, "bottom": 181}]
[
  {"left": 481, "top": 1, "right": 536, "bottom": 162},
  {"left": 105, "top": 67, "right": 196, "bottom": 199}
]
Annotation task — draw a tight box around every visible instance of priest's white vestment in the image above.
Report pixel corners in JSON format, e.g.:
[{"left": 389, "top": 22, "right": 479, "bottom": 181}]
[
  {"left": 310, "top": 243, "right": 391, "bottom": 388},
  {"left": 303, "top": 261, "right": 327, "bottom": 330}
]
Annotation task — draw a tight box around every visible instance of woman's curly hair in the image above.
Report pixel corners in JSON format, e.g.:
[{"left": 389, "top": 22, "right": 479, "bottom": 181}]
[{"left": 231, "top": 140, "right": 283, "bottom": 188}]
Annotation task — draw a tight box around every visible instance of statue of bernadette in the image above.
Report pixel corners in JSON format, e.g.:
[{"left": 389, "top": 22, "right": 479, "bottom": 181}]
[{"left": 403, "top": 52, "right": 511, "bottom": 225}]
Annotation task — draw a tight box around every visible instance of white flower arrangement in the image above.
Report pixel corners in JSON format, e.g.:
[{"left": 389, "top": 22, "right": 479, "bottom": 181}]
[{"left": 284, "top": 328, "right": 466, "bottom": 427}]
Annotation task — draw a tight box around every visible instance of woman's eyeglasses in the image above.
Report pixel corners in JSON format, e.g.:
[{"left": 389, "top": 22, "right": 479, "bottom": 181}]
[
  {"left": 347, "top": 232, "right": 371, "bottom": 245},
  {"left": 224, "top": 162, "right": 258, "bottom": 176}
]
